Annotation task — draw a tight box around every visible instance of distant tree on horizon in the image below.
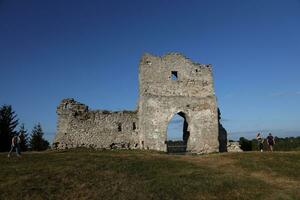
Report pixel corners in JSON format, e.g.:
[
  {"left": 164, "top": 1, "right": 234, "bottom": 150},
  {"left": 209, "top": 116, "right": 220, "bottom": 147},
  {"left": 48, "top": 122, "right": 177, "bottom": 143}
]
[
  {"left": 29, "top": 123, "right": 49, "bottom": 151},
  {"left": 239, "top": 137, "right": 252, "bottom": 151},
  {"left": 0, "top": 105, "right": 19, "bottom": 152},
  {"left": 239, "top": 135, "right": 300, "bottom": 151},
  {"left": 18, "top": 123, "right": 29, "bottom": 151}
]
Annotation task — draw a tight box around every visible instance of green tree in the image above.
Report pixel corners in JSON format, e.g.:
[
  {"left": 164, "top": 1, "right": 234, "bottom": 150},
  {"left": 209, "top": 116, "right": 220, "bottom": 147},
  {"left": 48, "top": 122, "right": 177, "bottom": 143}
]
[
  {"left": 18, "top": 123, "right": 29, "bottom": 151},
  {"left": 29, "top": 123, "right": 49, "bottom": 151},
  {"left": 239, "top": 137, "right": 252, "bottom": 151},
  {"left": 0, "top": 105, "right": 19, "bottom": 152}
]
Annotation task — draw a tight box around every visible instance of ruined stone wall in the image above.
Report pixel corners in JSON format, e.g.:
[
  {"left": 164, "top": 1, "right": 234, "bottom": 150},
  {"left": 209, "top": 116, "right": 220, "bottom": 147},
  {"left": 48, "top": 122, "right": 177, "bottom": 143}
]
[
  {"left": 54, "top": 52, "right": 224, "bottom": 154},
  {"left": 138, "top": 53, "right": 219, "bottom": 153},
  {"left": 53, "top": 99, "right": 139, "bottom": 149},
  {"left": 227, "top": 142, "right": 243, "bottom": 152}
]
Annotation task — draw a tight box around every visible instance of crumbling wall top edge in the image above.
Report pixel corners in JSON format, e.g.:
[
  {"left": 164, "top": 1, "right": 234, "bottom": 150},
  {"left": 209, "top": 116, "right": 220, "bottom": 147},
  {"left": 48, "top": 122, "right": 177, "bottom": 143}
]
[
  {"left": 90, "top": 110, "right": 138, "bottom": 114},
  {"left": 140, "top": 52, "right": 212, "bottom": 69},
  {"left": 57, "top": 98, "right": 137, "bottom": 114}
]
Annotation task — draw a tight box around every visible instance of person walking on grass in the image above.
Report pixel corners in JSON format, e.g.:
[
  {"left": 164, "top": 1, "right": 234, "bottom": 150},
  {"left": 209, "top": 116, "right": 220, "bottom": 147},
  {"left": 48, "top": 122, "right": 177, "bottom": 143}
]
[
  {"left": 256, "top": 133, "right": 264, "bottom": 152},
  {"left": 7, "top": 133, "right": 22, "bottom": 158},
  {"left": 267, "top": 133, "right": 275, "bottom": 151}
]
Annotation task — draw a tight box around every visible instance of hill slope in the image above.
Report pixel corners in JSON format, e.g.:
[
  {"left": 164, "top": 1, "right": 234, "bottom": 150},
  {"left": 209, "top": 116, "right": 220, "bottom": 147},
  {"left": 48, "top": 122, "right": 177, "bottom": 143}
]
[{"left": 1, "top": 150, "right": 300, "bottom": 200}]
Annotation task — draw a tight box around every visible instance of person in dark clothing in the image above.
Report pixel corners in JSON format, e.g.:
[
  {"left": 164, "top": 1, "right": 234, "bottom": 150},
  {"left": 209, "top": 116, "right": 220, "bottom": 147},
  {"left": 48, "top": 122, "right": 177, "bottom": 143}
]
[
  {"left": 256, "top": 133, "right": 264, "bottom": 152},
  {"left": 267, "top": 133, "right": 275, "bottom": 151}
]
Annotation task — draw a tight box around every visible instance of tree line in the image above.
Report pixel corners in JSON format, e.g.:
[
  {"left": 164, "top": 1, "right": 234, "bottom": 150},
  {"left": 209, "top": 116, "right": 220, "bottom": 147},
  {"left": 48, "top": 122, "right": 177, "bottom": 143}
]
[
  {"left": 238, "top": 136, "right": 300, "bottom": 151},
  {"left": 0, "top": 104, "right": 49, "bottom": 152}
]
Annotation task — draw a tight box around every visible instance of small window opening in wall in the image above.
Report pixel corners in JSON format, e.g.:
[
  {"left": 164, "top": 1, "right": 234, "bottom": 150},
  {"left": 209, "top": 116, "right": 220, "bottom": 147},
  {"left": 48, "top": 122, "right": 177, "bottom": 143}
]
[
  {"left": 118, "top": 123, "right": 122, "bottom": 132},
  {"left": 195, "top": 69, "right": 198, "bottom": 72},
  {"left": 133, "top": 122, "right": 136, "bottom": 130},
  {"left": 64, "top": 103, "right": 70, "bottom": 109},
  {"left": 171, "top": 71, "right": 178, "bottom": 80}
]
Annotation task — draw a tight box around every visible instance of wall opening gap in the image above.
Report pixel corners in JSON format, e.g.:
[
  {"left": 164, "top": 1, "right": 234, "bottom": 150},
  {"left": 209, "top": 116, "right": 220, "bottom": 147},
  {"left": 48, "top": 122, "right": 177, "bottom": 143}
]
[
  {"left": 133, "top": 122, "right": 136, "bottom": 130},
  {"left": 166, "top": 112, "right": 189, "bottom": 153},
  {"left": 64, "top": 103, "right": 70, "bottom": 109},
  {"left": 171, "top": 71, "right": 178, "bottom": 80},
  {"left": 118, "top": 123, "right": 122, "bottom": 132}
]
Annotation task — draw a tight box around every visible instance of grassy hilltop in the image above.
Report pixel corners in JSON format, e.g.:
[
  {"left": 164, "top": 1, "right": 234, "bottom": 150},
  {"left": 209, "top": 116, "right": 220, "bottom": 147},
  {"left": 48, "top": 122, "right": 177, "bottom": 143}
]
[{"left": 1, "top": 150, "right": 300, "bottom": 200}]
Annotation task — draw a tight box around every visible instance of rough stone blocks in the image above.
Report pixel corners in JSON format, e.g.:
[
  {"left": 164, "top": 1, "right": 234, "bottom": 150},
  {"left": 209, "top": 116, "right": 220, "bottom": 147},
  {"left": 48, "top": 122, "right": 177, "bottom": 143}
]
[{"left": 53, "top": 52, "right": 224, "bottom": 154}]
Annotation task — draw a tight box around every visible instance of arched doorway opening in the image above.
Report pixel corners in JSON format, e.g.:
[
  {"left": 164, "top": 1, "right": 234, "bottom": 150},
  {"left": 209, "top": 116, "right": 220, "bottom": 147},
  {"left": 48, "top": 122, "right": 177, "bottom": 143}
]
[{"left": 166, "top": 112, "right": 189, "bottom": 153}]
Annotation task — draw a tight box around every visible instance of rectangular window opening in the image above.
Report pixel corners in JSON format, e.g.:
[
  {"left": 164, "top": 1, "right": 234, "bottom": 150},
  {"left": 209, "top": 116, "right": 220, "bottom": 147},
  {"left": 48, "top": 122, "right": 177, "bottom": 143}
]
[
  {"left": 133, "top": 122, "right": 136, "bottom": 130},
  {"left": 118, "top": 123, "right": 122, "bottom": 132},
  {"left": 171, "top": 71, "right": 178, "bottom": 80}
]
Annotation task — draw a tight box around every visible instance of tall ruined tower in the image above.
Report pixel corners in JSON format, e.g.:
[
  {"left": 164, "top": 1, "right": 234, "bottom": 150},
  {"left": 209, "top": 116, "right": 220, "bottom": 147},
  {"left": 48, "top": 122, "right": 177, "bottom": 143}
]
[{"left": 138, "top": 53, "right": 219, "bottom": 153}]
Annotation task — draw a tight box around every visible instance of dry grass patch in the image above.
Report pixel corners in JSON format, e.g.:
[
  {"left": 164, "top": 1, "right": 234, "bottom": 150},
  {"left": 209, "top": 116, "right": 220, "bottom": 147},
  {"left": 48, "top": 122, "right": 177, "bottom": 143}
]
[{"left": 0, "top": 150, "right": 299, "bottom": 200}]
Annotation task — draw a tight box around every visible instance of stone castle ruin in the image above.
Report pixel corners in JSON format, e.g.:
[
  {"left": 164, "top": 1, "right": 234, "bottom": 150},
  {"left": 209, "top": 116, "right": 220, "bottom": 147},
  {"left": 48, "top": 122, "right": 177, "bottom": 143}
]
[{"left": 54, "top": 53, "right": 227, "bottom": 154}]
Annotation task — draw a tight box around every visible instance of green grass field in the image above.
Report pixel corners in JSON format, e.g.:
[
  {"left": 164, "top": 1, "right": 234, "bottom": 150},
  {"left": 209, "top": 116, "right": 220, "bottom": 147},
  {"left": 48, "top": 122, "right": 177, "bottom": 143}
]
[{"left": 1, "top": 149, "right": 300, "bottom": 200}]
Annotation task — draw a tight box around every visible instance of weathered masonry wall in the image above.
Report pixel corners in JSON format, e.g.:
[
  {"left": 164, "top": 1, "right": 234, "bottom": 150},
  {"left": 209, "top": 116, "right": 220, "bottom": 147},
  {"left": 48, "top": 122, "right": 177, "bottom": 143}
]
[
  {"left": 54, "top": 52, "right": 225, "bottom": 154},
  {"left": 138, "top": 53, "right": 219, "bottom": 153},
  {"left": 53, "top": 99, "right": 139, "bottom": 149}
]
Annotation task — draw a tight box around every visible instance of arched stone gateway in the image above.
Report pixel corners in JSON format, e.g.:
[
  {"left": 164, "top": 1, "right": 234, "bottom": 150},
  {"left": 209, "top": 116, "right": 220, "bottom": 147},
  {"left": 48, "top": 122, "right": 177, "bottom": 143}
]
[
  {"left": 166, "top": 112, "right": 190, "bottom": 153},
  {"left": 138, "top": 53, "right": 219, "bottom": 154},
  {"left": 53, "top": 52, "right": 226, "bottom": 154}
]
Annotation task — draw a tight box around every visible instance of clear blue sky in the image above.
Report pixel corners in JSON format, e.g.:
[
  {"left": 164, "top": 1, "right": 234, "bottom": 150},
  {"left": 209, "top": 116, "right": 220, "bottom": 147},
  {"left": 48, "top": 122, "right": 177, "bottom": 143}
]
[{"left": 1, "top": 0, "right": 300, "bottom": 142}]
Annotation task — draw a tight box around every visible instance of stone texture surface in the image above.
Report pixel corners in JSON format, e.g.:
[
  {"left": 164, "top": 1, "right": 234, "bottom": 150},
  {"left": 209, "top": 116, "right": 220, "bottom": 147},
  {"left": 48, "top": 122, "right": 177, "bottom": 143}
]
[
  {"left": 53, "top": 52, "right": 225, "bottom": 154},
  {"left": 138, "top": 53, "right": 219, "bottom": 153},
  {"left": 227, "top": 142, "right": 243, "bottom": 152},
  {"left": 53, "top": 99, "right": 139, "bottom": 149}
]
